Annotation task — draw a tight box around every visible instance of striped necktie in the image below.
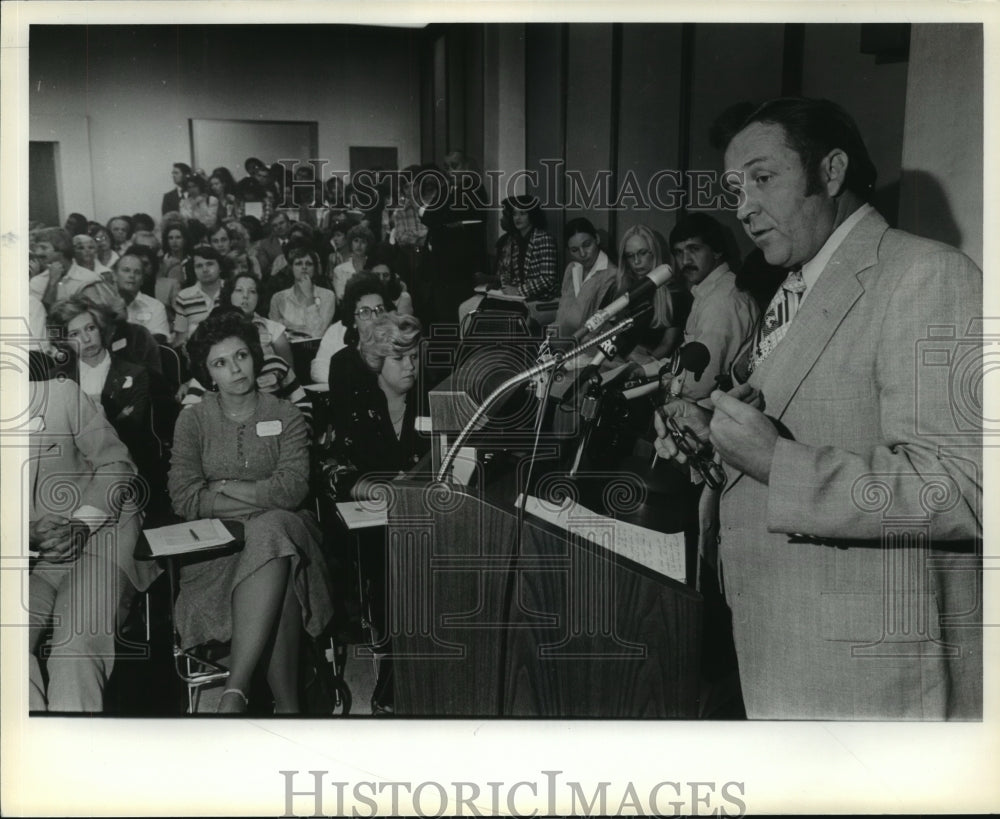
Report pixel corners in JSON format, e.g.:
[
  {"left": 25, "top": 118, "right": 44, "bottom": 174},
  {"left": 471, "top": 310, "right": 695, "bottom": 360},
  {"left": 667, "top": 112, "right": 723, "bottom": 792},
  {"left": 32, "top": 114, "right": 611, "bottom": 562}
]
[
  {"left": 748, "top": 268, "right": 805, "bottom": 374},
  {"left": 731, "top": 268, "right": 805, "bottom": 383}
]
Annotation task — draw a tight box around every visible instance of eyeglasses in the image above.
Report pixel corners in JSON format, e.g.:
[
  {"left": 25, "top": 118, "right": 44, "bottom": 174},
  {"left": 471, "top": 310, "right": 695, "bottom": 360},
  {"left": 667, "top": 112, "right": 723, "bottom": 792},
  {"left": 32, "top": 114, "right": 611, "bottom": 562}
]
[
  {"left": 624, "top": 249, "right": 651, "bottom": 263},
  {"left": 354, "top": 305, "right": 386, "bottom": 320},
  {"left": 661, "top": 415, "right": 727, "bottom": 491}
]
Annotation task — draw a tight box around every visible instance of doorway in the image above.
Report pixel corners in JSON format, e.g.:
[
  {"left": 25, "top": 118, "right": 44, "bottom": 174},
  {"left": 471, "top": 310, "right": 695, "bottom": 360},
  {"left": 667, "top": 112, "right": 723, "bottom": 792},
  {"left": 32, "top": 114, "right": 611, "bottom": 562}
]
[{"left": 29, "top": 141, "right": 60, "bottom": 226}]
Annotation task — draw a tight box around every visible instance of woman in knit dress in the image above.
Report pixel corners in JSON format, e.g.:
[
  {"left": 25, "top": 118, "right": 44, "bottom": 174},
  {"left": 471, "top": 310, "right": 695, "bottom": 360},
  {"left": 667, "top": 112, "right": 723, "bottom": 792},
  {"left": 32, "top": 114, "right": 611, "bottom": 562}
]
[{"left": 168, "top": 311, "right": 334, "bottom": 713}]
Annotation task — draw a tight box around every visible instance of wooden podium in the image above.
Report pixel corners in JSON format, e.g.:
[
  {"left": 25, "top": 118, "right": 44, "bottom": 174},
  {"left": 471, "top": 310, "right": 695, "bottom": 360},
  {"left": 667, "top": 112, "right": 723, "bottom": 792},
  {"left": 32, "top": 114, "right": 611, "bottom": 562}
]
[{"left": 382, "top": 480, "right": 702, "bottom": 717}]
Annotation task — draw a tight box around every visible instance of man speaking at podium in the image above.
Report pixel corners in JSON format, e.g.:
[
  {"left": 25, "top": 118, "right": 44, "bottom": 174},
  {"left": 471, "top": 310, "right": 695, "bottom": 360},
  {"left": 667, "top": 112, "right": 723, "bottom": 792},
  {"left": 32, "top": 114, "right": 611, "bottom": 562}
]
[{"left": 654, "top": 97, "right": 982, "bottom": 719}]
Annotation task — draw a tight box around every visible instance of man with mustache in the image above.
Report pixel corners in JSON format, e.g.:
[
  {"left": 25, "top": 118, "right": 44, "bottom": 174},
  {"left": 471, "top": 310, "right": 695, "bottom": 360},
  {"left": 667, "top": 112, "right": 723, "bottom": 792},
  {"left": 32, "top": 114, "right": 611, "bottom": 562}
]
[{"left": 669, "top": 213, "right": 759, "bottom": 401}]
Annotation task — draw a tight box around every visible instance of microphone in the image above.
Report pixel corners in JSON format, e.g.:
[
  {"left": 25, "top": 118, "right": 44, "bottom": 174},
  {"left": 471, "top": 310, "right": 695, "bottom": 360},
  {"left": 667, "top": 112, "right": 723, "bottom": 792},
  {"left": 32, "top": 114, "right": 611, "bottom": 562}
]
[
  {"left": 574, "top": 264, "right": 673, "bottom": 339},
  {"left": 667, "top": 341, "right": 711, "bottom": 398}
]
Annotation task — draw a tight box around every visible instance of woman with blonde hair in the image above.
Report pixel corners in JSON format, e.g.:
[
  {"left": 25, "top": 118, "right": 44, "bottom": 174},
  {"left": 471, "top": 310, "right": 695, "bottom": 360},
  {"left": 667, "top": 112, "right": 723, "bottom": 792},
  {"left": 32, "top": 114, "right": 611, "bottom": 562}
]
[
  {"left": 615, "top": 224, "right": 686, "bottom": 362},
  {"left": 327, "top": 311, "right": 428, "bottom": 714}
]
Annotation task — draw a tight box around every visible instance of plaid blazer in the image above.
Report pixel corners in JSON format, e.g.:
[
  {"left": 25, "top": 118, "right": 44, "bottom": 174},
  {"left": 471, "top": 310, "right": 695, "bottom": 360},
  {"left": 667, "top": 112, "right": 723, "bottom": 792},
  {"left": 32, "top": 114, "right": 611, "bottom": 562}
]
[{"left": 496, "top": 228, "right": 558, "bottom": 300}]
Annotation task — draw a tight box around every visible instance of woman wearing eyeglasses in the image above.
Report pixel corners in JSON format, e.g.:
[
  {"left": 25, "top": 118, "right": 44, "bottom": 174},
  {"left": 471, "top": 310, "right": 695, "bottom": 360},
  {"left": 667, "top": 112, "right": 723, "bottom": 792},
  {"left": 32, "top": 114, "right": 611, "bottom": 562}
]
[
  {"left": 309, "top": 272, "right": 387, "bottom": 386},
  {"left": 615, "top": 224, "right": 688, "bottom": 363}
]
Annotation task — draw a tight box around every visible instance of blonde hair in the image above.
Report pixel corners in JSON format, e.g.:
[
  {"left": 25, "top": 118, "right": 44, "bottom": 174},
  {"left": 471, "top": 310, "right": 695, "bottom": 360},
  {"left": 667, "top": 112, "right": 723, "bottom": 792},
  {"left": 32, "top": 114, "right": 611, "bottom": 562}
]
[
  {"left": 358, "top": 313, "right": 422, "bottom": 374},
  {"left": 616, "top": 224, "right": 672, "bottom": 328}
]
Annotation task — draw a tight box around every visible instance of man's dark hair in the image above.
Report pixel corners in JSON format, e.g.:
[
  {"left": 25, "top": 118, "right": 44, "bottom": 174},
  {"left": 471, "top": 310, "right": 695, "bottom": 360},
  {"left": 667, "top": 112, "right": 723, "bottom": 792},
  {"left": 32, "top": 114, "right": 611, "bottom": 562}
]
[
  {"left": 107, "top": 215, "right": 134, "bottom": 238},
  {"left": 119, "top": 245, "right": 158, "bottom": 279},
  {"left": 733, "top": 97, "right": 878, "bottom": 200},
  {"left": 131, "top": 213, "right": 156, "bottom": 232},
  {"left": 173, "top": 162, "right": 192, "bottom": 177},
  {"left": 669, "top": 213, "right": 728, "bottom": 256}
]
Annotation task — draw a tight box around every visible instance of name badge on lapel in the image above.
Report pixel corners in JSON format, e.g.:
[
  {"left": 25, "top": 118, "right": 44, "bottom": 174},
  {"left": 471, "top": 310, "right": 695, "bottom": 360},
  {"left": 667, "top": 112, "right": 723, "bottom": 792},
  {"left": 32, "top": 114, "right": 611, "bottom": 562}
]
[
  {"left": 256, "top": 420, "right": 282, "bottom": 437},
  {"left": 112, "top": 337, "right": 128, "bottom": 352},
  {"left": 136, "top": 311, "right": 152, "bottom": 321}
]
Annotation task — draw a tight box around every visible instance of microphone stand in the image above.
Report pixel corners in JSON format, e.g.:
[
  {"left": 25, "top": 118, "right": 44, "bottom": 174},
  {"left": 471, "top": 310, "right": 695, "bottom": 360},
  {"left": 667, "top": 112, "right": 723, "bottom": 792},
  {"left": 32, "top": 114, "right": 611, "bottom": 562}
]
[{"left": 436, "top": 313, "right": 642, "bottom": 483}]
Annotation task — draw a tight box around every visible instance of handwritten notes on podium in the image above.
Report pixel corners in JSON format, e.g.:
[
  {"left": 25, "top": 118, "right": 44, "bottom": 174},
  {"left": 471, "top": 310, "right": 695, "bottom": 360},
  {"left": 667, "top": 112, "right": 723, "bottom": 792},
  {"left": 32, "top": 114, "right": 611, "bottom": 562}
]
[{"left": 521, "top": 495, "right": 686, "bottom": 583}]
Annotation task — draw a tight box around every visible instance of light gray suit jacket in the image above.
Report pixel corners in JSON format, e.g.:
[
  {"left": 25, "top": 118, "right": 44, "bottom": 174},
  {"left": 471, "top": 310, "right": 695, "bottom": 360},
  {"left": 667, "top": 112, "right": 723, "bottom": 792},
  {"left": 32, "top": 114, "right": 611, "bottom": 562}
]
[
  {"left": 719, "top": 209, "right": 982, "bottom": 719},
  {"left": 29, "top": 378, "right": 159, "bottom": 592}
]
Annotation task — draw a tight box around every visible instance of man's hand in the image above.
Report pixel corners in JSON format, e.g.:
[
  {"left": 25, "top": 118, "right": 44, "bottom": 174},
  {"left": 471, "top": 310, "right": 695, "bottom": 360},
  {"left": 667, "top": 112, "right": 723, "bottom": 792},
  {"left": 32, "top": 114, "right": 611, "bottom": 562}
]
[
  {"left": 726, "top": 382, "right": 765, "bottom": 411},
  {"left": 653, "top": 398, "right": 712, "bottom": 463},
  {"left": 46, "top": 259, "right": 67, "bottom": 283},
  {"left": 33, "top": 516, "right": 88, "bottom": 562},
  {"left": 709, "top": 389, "right": 779, "bottom": 484},
  {"left": 29, "top": 514, "right": 70, "bottom": 550}
]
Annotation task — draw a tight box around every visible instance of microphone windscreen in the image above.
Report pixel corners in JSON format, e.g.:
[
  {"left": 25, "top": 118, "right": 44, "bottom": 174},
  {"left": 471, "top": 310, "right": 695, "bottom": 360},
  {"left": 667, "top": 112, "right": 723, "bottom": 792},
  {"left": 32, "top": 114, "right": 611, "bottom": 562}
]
[
  {"left": 679, "top": 341, "right": 711, "bottom": 380},
  {"left": 645, "top": 264, "right": 674, "bottom": 288}
]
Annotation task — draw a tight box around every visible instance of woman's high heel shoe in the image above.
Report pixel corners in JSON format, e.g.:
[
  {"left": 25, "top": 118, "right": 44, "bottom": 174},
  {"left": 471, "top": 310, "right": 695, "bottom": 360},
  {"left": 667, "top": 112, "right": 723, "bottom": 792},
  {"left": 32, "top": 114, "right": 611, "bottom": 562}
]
[{"left": 218, "top": 688, "right": 249, "bottom": 713}]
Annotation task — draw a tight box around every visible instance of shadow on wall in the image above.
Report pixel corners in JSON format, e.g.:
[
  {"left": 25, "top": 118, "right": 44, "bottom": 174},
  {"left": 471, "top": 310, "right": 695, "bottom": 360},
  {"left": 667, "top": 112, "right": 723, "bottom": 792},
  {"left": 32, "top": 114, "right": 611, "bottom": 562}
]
[{"left": 892, "top": 169, "right": 963, "bottom": 250}]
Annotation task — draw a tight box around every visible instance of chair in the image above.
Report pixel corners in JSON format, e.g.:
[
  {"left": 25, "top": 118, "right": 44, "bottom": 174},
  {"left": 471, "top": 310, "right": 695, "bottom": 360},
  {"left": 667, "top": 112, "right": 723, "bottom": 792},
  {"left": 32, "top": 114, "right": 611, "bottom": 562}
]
[
  {"left": 157, "top": 343, "right": 184, "bottom": 397},
  {"left": 290, "top": 337, "right": 321, "bottom": 386},
  {"left": 151, "top": 525, "right": 353, "bottom": 715}
]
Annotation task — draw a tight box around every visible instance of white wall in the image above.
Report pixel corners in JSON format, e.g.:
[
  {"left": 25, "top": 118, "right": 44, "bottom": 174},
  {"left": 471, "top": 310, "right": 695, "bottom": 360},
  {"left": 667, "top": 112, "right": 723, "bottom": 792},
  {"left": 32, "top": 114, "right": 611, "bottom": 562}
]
[
  {"left": 29, "top": 25, "right": 422, "bottom": 225},
  {"left": 482, "top": 24, "right": 526, "bottom": 246},
  {"left": 898, "top": 24, "right": 983, "bottom": 267}
]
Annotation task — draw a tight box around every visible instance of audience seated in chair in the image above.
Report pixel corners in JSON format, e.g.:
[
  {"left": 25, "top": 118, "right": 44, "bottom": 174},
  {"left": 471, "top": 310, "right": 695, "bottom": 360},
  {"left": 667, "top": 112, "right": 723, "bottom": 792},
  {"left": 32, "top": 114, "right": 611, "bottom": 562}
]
[
  {"left": 28, "top": 357, "right": 161, "bottom": 712},
  {"left": 310, "top": 271, "right": 387, "bottom": 386},
  {"left": 167, "top": 311, "right": 335, "bottom": 713}
]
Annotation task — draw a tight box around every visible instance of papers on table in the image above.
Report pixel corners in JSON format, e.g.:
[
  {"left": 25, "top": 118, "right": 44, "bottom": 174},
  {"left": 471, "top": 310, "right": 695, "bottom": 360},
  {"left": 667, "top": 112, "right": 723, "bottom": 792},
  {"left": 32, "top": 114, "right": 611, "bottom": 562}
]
[
  {"left": 519, "top": 494, "right": 686, "bottom": 583},
  {"left": 483, "top": 289, "right": 526, "bottom": 302},
  {"left": 337, "top": 500, "right": 388, "bottom": 530},
  {"left": 143, "top": 518, "right": 235, "bottom": 557}
]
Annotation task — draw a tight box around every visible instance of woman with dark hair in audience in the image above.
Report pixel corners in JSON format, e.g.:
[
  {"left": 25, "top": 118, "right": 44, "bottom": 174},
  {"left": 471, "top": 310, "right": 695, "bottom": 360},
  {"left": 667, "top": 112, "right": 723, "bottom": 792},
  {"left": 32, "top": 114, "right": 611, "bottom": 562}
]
[
  {"left": 615, "top": 223, "right": 686, "bottom": 363},
  {"left": 328, "top": 312, "right": 428, "bottom": 713},
  {"left": 28, "top": 357, "right": 160, "bottom": 712},
  {"left": 268, "top": 246, "right": 336, "bottom": 340},
  {"left": 209, "top": 167, "right": 242, "bottom": 223},
  {"left": 552, "top": 217, "right": 619, "bottom": 340},
  {"left": 160, "top": 220, "right": 191, "bottom": 288},
  {"left": 324, "top": 217, "right": 354, "bottom": 279},
  {"left": 310, "top": 271, "right": 386, "bottom": 385},
  {"left": 369, "top": 250, "right": 413, "bottom": 317},
  {"left": 222, "top": 270, "right": 293, "bottom": 367},
  {"left": 88, "top": 221, "right": 119, "bottom": 269},
  {"left": 331, "top": 223, "right": 373, "bottom": 301},
  {"left": 179, "top": 174, "right": 220, "bottom": 229},
  {"left": 47, "top": 295, "right": 174, "bottom": 521},
  {"left": 179, "top": 302, "right": 313, "bottom": 432},
  {"left": 494, "top": 195, "right": 558, "bottom": 302},
  {"left": 169, "top": 311, "right": 334, "bottom": 713},
  {"left": 458, "top": 194, "right": 558, "bottom": 329}
]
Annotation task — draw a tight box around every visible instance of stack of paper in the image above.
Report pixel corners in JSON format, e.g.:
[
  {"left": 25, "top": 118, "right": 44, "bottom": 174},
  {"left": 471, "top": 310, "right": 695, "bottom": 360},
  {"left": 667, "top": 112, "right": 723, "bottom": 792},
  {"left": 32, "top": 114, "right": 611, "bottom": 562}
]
[
  {"left": 520, "top": 494, "right": 686, "bottom": 583},
  {"left": 143, "top": 519, "right": 235, "bottom": 557}
]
